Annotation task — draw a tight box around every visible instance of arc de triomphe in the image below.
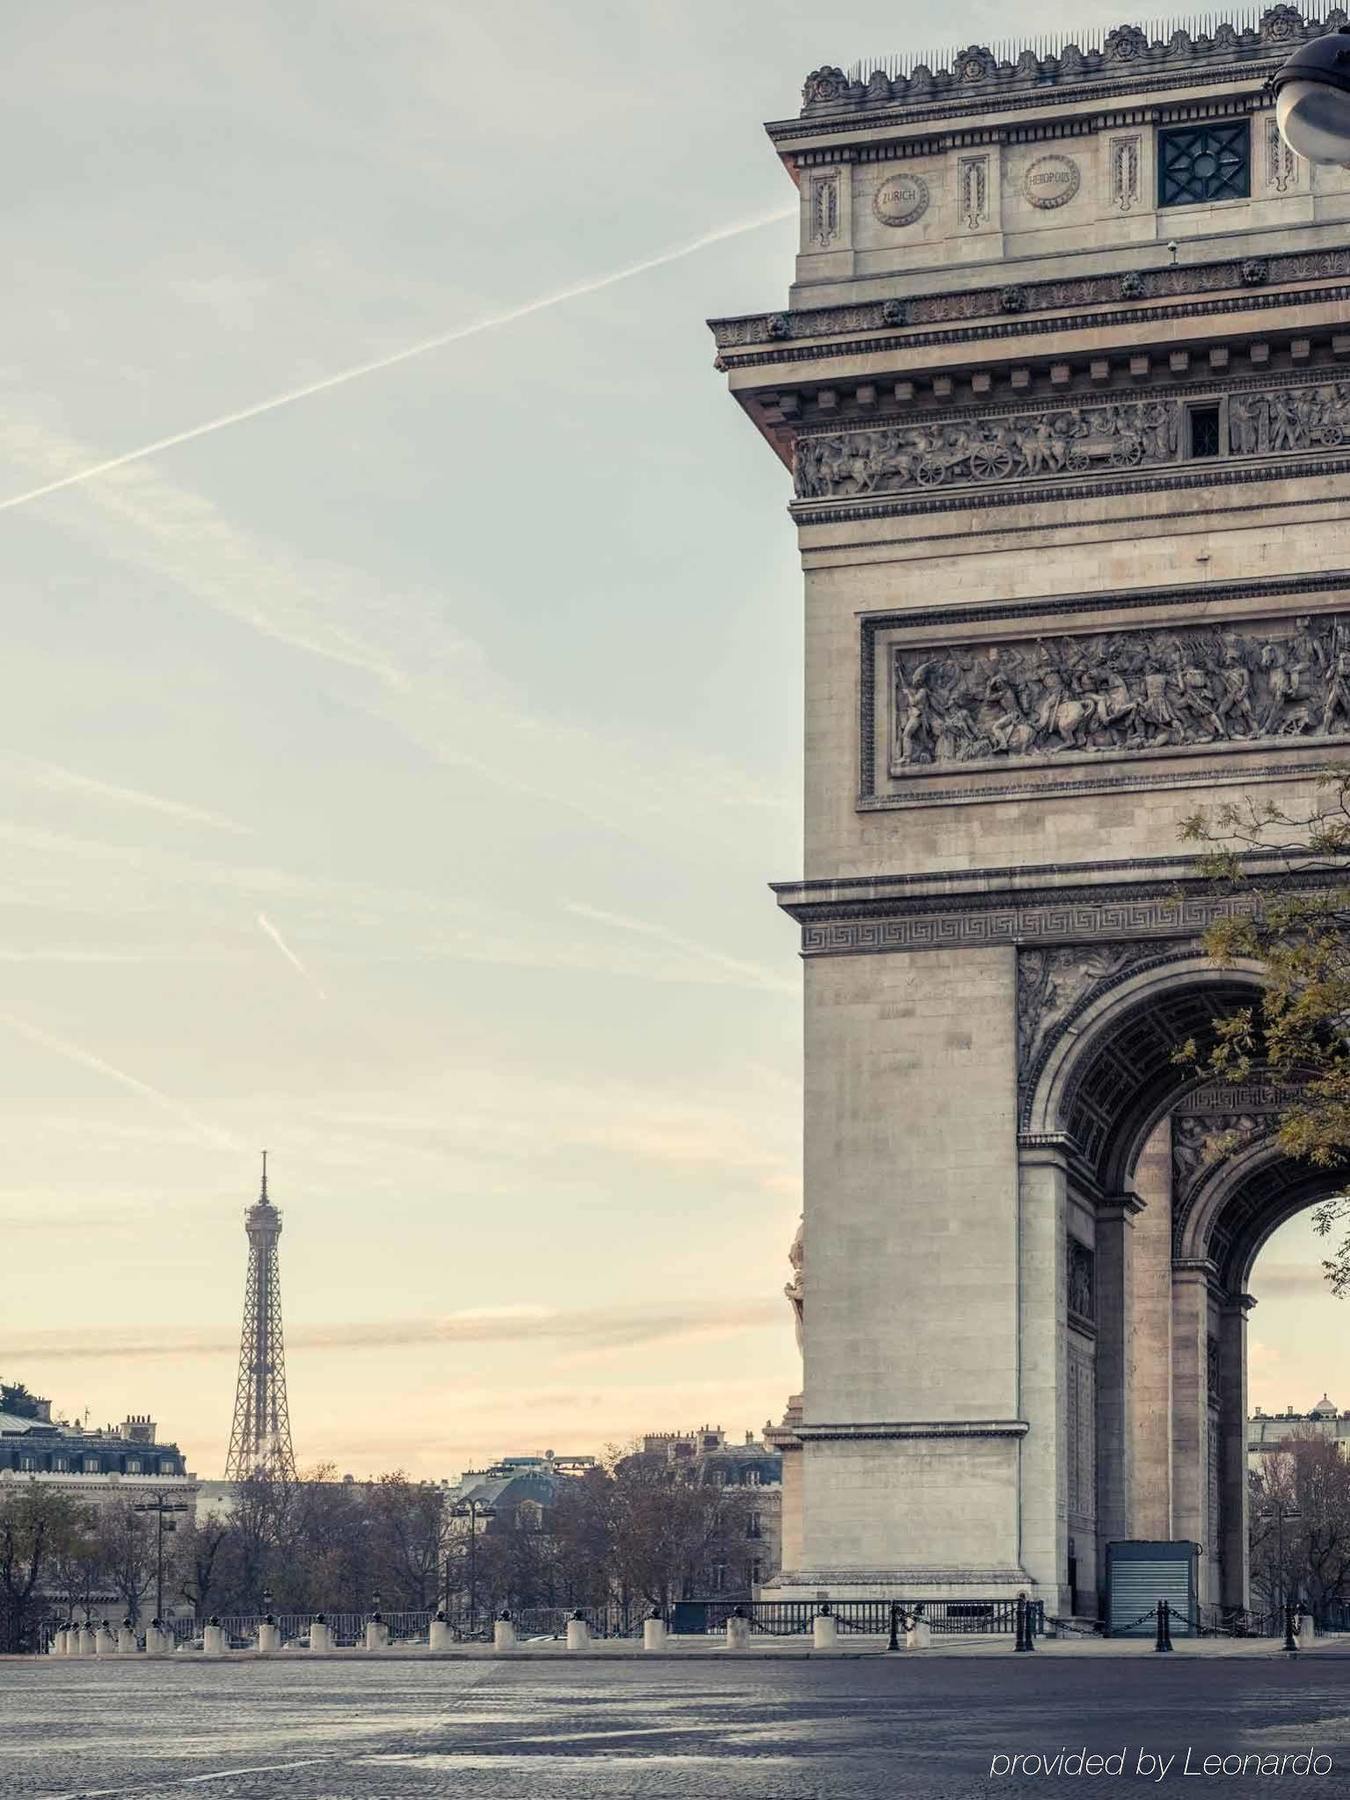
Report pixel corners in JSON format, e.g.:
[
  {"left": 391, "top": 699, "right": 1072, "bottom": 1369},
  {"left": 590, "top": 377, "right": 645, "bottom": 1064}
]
[{"left": 713, "top": 10, "right": 1350, "bottom": 1618}]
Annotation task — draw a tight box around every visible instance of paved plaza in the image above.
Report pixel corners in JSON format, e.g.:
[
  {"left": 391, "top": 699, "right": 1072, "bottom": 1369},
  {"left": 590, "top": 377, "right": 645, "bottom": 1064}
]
[{"left": 4, "top": 1649, "right": 1350, "bottom": 1799}]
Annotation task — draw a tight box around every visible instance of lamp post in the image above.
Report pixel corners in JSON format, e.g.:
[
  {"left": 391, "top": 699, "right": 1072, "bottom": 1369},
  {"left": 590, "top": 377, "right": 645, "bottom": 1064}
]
[
  {"left": 450, "top": 1498, "right": 495, "bottom": 1627},
  {"left": 1258, "top": 1496, "right": 1303, "bottom": 1620},
  {"left": 1271, "top": 26, "right": 1350, "bottom": 165},
  {"left": 131, "top": 1491, "right": 191, "bottom": 1627}
]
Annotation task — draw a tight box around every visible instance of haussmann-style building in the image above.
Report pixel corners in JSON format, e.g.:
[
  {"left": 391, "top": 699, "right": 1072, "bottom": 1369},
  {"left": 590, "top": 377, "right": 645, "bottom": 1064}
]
[{"left": 713, "top": 7, "right": 1350, "bottom": 1619}]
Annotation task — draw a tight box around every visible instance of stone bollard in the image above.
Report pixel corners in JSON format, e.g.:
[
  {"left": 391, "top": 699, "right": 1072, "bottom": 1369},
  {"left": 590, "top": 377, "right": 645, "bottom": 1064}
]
[
  {"left": 203, "top": 1618, "right": 227, "bottom": 1657},
  {"left": 1298, "top": 1611, "right": 1317, "bottom": 1648},
  {"left": 78, "top": 1624, "right": 97, "bottom": 1656},
  {"left": 725, "top": 1608, "right": 750, "bottom": 1650},
  {"left": 905, "top": 1615, "right": 932, "bottom": 1650},
  {"left": 50, "top": 1627, "right": 67, "bottom": 1655},
  {"left": 642, "top": 1614, "right": 667, "bottom": 1653},
  {"left": 812, "top": 1609, "right": 838, "bottom": 1651},
  {"left": 565, "top": 1610, "right": 591, "bottom": 1651},
  {"left": 493, "top": 1613, "right": 517, "bottom": 1653},
  {"left": 117, "top": 1621, "right": 139, "bottom": 1654},
  {"left": 308, "top": 1616, "right": 332, "bottom": 1653},
  {"left": 428, "top": 1613, "right": 453, "bottom": 1652},
  {"left": 144, "top": 1621, "right": 168, "bottom": 1657},
  {"left": 364, "top": 1616, "right": 390, "bottom": 1651},
  {"left": 257, "top": 1619, "right": 281, "bottom": 1655},
  {"left": 94, "top": 1621, "right": 116, "bottom": 1656}
]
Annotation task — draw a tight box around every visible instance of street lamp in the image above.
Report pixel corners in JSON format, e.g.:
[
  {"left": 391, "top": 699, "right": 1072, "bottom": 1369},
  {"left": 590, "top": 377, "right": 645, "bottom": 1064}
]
[
  {"left": 1258, "top": 1496, "right": 1303, "bottom": 1616},
  {"left": 450, "top": 1498, "right": 495, "bottom": 1626},
  {"left": 1271, "top": 26, "right": 1350, "bottom": 166},
  {"left": 131, "top": 1491, "right": 191, "bottom": 1627}
]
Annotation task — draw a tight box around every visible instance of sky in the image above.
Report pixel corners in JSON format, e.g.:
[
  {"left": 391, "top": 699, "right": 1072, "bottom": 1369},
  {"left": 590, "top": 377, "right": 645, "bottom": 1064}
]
[{"left": 0, "top": 2, "right": 1344, "bottom": 1481}]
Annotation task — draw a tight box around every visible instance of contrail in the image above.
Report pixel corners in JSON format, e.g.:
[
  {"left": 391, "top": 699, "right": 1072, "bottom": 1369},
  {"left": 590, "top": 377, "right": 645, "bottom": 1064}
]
[
  {"left": 257, "top": 910, "right": 326, "bottom": 999},
  {"left": 0, "top": 203, "right": 795, "bottom": 516},
  {"left": 0, "top": 1013, "right": 240, "bottom": 1151},
  {"left": 564, "top": 898, "right": 798, "bottom": 995}
]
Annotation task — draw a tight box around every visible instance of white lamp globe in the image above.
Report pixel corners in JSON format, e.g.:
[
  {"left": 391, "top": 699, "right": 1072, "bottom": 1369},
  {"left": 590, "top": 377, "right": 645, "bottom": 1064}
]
[{"left": 1271, "top": 26, "right": 1350, "bottom": 166}]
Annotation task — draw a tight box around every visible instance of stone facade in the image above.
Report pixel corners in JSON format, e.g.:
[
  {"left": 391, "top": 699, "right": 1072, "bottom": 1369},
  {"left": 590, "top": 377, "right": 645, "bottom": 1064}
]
[
  {"left": 0, "top": 1390, "right": 195, "bottom": 1512},
  {"left": 714, "top": 9, "right": 1350, "bottom": 1615}
]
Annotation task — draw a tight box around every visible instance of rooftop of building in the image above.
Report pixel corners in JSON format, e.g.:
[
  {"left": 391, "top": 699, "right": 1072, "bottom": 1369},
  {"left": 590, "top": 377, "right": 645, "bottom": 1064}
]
[
  {"left": 779, "top": 7, "right": 1336, "bottom": 131},
  {"left": 0, "top": 1385, "right": 181, "bottom": 1452},
  {"left": 1252, "top": 1394, "right": 1347, "bottom": 1419}
]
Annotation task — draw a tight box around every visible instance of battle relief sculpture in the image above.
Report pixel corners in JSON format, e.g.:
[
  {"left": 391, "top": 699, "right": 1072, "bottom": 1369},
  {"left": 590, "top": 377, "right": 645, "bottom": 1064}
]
[
  {"left": 795, "top": 382, "right": 1350, "bottom": 501},
  {"left": 891, "top": 613, "right": 1350, "bottom": 772}
]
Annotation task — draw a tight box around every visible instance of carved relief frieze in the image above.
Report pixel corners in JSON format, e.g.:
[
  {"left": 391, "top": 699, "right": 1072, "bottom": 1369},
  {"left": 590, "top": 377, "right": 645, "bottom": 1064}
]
[
  {"left": 710, "top": 245, "right": 1350, "bottom": 352},
  {"left": 1068, "top": 1237, "right": 1096, "bottom": 1323},
  {"left": 958, "top": 154, "right": 989, "bottom": 230},
  {"left": 810, "top": 173, "right": 840, "bottom": 246},
  {"left": 891, "top": 611, "right": 1350, "bottom": 776},
  {"left": 1109, "top": 134, "right": 1142, "bottom": 211},
  {"left": 1172, "top": 1112, "right": 1277, "bottom": 1205},
  {"left": 1066, "top": 1342, "right": 1096, "bottom": 1519},
  {"left": 1018, "top": 943, "right": 1176, "bottom": 1075},
  {"left": 1265, "top": 116, "right": 1299, "bottom": 193},
  {"left": 793, "top": 378, "right": 1350, "bottom": 502}
]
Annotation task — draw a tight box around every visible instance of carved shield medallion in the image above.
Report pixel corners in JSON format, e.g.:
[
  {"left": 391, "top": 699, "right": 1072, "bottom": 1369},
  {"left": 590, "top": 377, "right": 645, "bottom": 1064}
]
[{"left": 873, "top": 171, "right": 929, "bottom": 227}]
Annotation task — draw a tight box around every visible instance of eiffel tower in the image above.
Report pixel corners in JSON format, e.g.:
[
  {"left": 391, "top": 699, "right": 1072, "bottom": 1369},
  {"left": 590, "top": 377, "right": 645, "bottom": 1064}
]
[{"left": 223, "top": 1153, "right": 297, "bottom": 1481}]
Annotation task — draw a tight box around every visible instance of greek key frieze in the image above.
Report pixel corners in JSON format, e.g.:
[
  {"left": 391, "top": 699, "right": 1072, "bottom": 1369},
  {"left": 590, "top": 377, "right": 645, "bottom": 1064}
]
[
  {"left": 795, "top": 380, "right": 1350, "bottom": 502},
  {"left": 892, "top": 612, "right": 1350, "bottom": 775}
]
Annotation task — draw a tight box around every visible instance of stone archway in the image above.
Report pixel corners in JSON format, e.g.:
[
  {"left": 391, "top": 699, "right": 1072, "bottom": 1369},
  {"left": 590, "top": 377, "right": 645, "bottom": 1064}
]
[{"left": 1022, "top": 950, "right": 1339, "bottom": 1617}]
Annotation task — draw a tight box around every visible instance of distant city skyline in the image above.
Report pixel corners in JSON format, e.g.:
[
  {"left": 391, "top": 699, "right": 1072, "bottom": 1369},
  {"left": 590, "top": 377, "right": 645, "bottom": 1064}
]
[{"left": 2, "top": 0, "right": 1345, "bottom": 1480}]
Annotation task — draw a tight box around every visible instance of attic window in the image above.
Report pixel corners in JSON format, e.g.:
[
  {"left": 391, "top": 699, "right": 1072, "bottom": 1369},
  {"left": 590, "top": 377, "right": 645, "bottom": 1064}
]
[{"left": 1188, "top": 405, "right": 1221, "bottom": 459}]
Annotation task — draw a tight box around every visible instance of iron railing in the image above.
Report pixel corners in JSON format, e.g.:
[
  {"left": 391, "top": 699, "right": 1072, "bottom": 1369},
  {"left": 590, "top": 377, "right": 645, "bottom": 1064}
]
[
  {"left": 37, "top": 1594, "right": 1043, "bottom": 1651},
  {"left": 691, "top": 1598, "right": 1041, "bottom": 1636}
]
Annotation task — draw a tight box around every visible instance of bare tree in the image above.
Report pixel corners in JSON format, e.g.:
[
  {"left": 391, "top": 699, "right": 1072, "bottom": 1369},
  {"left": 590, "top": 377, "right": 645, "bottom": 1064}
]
[
  {"left": 172, "top": 1516, "right": 230, "bottom": 1623},
  {"left": 0, "top": 1488, "right": 94, "bottom": 1652},
  {"left": 367, "top": 1474, "right": 446, "bottom": 1611},
  {"left": 95, "top": 1501, "right": 156, "bottom": 1624},
  {"left": 1251, "top": 1433, "right": 1350, "bottom": 1621}
]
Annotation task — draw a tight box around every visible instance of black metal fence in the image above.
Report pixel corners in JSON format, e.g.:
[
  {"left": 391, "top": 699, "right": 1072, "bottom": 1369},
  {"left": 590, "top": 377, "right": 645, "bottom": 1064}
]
[
  {"left": 683, "top": 1599, "right": 1041, "bottom": 1636},
  {"left": 38, "top": 1595, "right": 1041, "bottom": 1652}
]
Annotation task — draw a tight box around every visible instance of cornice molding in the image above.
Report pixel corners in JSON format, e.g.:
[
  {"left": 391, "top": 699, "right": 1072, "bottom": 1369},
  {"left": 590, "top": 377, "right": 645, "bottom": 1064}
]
[
  {"left": 776, "top": 864, "right": 1349, "bottom": 959},
  {"left": 793, "top": 1419, "right": 1030, "bottom": 1441},
  {"left": 711, "top": 247, "right": 1350, "bottom": 356}
]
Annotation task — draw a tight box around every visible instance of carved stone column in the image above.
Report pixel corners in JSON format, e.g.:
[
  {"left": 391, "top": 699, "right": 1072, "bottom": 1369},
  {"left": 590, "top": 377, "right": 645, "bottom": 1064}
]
[
  {"left": 1170, "top": 1258, "right": 1218, "bottom": 1585},
  {"left": 1218, "top": 1295, "right": 1254, "bottom": 1612},
  {"left": 1018, "top": 1134, "right": 1070, "bottom": 1613},
  {"left": 1095, "top": 1191, "right": 1144, "bottom": 1598},
  {"left": 1130, "top": 1118, "right": 1174, "bottom": 1538}
]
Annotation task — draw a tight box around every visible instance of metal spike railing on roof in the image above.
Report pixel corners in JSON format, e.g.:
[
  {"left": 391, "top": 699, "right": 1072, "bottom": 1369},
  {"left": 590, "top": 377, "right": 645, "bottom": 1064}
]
[{"left": 842, "top": 6, "right": 1319, "bottom": 82}]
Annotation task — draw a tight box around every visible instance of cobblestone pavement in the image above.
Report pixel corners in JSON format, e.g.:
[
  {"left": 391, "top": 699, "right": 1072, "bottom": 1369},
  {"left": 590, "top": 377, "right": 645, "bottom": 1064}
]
[{"left": 3, "top": 1654, "right": 1349, "bottom": 1799}]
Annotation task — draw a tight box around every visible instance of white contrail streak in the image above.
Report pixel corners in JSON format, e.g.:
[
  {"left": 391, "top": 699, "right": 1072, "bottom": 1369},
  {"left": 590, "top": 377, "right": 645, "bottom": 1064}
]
[
  {"left": 0, "top": 203, "right": 795, "bottom": 516},
  {"left": 257, "top": 910, "right": 326, "bottom": 999},
  {"left": 0, "top": 1013, "right": 240, "bottom": 1150}
]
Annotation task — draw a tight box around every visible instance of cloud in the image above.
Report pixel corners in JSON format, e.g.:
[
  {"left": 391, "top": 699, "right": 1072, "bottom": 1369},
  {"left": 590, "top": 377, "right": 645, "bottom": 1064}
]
[
  {"left": 1, "top": 1297, "right": 781, "bottom": 1363},
  {"left": 1251, "top": 1262, "right": 1341, "bottom": 1300}
]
